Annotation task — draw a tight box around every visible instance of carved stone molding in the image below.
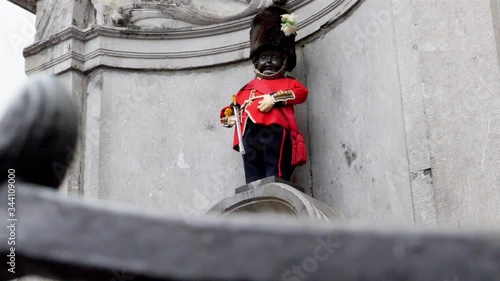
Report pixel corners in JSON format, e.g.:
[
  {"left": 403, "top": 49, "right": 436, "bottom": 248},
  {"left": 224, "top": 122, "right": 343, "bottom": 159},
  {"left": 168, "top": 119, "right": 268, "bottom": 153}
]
[
  {"left": 118, "top": 0, "right": 277, "bottom": 27},
  {"left": 23, "top": 0, "right": 361, "bottom": 74}
]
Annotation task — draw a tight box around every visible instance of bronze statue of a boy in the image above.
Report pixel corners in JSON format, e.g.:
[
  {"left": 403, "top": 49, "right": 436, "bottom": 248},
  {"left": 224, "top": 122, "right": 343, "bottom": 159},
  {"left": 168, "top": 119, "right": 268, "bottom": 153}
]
[{"left": 220, "top": 4, "right": 308, "bottom": 184}]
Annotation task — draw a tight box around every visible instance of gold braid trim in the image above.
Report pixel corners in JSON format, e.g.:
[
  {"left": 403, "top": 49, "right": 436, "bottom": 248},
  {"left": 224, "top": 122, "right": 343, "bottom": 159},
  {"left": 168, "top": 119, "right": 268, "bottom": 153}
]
[{"left": 272, "top": 90, "right": 295, "bottom": 103}]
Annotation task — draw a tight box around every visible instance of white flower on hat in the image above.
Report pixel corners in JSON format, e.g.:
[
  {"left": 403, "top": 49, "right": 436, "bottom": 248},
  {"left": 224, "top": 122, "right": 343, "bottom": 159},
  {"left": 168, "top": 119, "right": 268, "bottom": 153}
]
[{"left": 281, "top": 13, "right": 298, "bottom": 36}]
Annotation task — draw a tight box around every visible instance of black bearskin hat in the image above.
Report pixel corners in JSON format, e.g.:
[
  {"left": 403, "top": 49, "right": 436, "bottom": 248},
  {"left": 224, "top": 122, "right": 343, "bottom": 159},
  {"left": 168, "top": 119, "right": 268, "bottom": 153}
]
[{"left": 250, "top": 5, "right": 297, "bottom": 72}]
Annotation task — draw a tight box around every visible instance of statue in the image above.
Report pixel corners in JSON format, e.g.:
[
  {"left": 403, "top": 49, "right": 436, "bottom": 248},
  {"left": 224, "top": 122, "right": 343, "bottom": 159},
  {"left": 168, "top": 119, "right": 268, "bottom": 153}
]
[{"left": 220, "top": 3, "right": 309, "bottom": 184}]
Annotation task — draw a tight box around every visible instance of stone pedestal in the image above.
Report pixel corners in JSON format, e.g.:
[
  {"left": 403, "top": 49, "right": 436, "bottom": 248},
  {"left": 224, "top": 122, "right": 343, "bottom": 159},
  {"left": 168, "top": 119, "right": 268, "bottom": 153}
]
[{"left": 209, "top": 177, "right": 339, "bottom": 221}]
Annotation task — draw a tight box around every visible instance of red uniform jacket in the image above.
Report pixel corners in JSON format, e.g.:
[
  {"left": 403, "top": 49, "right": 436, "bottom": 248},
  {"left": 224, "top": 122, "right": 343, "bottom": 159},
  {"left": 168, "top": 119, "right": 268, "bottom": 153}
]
[{"left": 220, "top": 77, "right": 308, "bottom": 151}]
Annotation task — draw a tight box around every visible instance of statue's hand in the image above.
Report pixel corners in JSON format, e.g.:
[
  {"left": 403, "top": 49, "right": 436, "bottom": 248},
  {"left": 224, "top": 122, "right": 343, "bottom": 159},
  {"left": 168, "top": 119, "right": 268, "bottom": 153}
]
[
  {"left": 220, "top": 115, "right": 236, "bottom": 127},
  {"left": 258, "top": 94, "right": 275, "bottom": 113}
]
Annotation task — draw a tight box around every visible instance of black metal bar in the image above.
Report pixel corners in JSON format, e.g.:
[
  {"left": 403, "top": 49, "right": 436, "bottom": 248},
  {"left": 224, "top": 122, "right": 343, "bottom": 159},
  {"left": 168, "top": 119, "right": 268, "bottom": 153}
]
[{"left": 1, "top": 184, "right": 500, "bottom": 281}]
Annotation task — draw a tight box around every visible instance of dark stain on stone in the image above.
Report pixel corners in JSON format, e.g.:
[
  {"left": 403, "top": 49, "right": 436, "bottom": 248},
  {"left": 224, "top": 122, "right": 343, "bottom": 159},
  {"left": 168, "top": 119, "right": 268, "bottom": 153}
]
[
  {"left": 89, "top": 74, "right": 103, "bottom": 92},
  {"left": 423, "top": 168, "right": 432, "bottom": 177},
  {"left": 344, "top": 146, "right": 357, "bottom": 168},
  {"left": 203, "top": 120, "right": 215, "bottom": 131},
  {"left": 204, "top": 121, "right": 215, "bottom": 131}
]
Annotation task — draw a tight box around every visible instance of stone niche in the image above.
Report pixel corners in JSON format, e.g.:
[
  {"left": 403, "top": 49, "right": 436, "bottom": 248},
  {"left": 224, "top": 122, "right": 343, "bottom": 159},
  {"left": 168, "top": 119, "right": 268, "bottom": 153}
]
[{"left": 15, "top": 0, "right": 362, "bottom": 218}]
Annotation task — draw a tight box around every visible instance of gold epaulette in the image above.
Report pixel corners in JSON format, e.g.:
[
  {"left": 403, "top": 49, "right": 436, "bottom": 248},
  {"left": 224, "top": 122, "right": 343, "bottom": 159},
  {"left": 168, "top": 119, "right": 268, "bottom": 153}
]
[{"left": 272, "top": 90, "right": 295, "bottom": 103}]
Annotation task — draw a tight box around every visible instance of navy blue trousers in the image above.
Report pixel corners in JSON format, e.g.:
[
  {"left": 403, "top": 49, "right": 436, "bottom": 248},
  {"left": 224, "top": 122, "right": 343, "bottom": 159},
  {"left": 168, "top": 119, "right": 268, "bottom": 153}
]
[{"left": 242, "top": 121, "right": 295, "bottom": 183}]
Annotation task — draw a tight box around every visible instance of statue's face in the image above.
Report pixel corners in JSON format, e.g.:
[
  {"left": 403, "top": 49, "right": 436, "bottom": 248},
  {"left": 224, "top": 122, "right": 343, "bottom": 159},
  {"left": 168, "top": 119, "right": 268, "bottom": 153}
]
[{"left": 254, "top": 50, "right": 285, "bottom": 74}]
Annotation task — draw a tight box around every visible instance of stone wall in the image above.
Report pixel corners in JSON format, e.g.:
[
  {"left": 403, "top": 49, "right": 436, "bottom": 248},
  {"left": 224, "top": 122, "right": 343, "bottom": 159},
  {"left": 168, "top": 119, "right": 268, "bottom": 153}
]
[
  {"left": 15, "top": 0, "right": 500, "bottom": 225},
  {"left": 392, "top": 0, "right": 500, "bottom": 227},
  {"left": 302, "top": 0, "right": 414, "bottom": 223},
  {"left": 303, "top": 0, "right": 500, "bottom": 226}
]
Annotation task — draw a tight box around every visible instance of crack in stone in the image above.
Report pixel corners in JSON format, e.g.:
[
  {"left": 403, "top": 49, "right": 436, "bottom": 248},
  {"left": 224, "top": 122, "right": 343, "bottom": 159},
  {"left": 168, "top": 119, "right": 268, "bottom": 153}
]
[
  {"left": 481, "top": 119, "right": 491, "bottom": 171},
  {"left": 411, "top": 168, "right": 433, "bottom": 182}
]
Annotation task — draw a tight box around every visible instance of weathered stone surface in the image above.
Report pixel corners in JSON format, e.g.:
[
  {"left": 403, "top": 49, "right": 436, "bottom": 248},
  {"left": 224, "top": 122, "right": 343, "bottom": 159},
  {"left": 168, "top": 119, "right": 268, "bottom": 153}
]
[
  {"left": 117, "top": 0, "right": 275, "bottom": 27},
  {"left": 1, "top": 184, "right": 500, "bottom": 281},
  {"left": 303, "top": 0, "right": 414, "bottom": 223},
  {"left": 391, "top": 0, "right": 437, "bottom": 226},
  {"left": 81, "top": 67, "right": 249, "bottom": 213},
  {"left": 34, "top": 0, "right": 95, "bottom": 41},
  {"left": 301, "top": 0, "right": 500, "bottom": 226},
  {"left": 393, "top": 0, "right": 500, "bottom": 226},
  {"left": 493, "top": 0, "right": 500, "bottom": 59},
  {"left": 55, "top": 71, "right": 86, "bottom": 197}
]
